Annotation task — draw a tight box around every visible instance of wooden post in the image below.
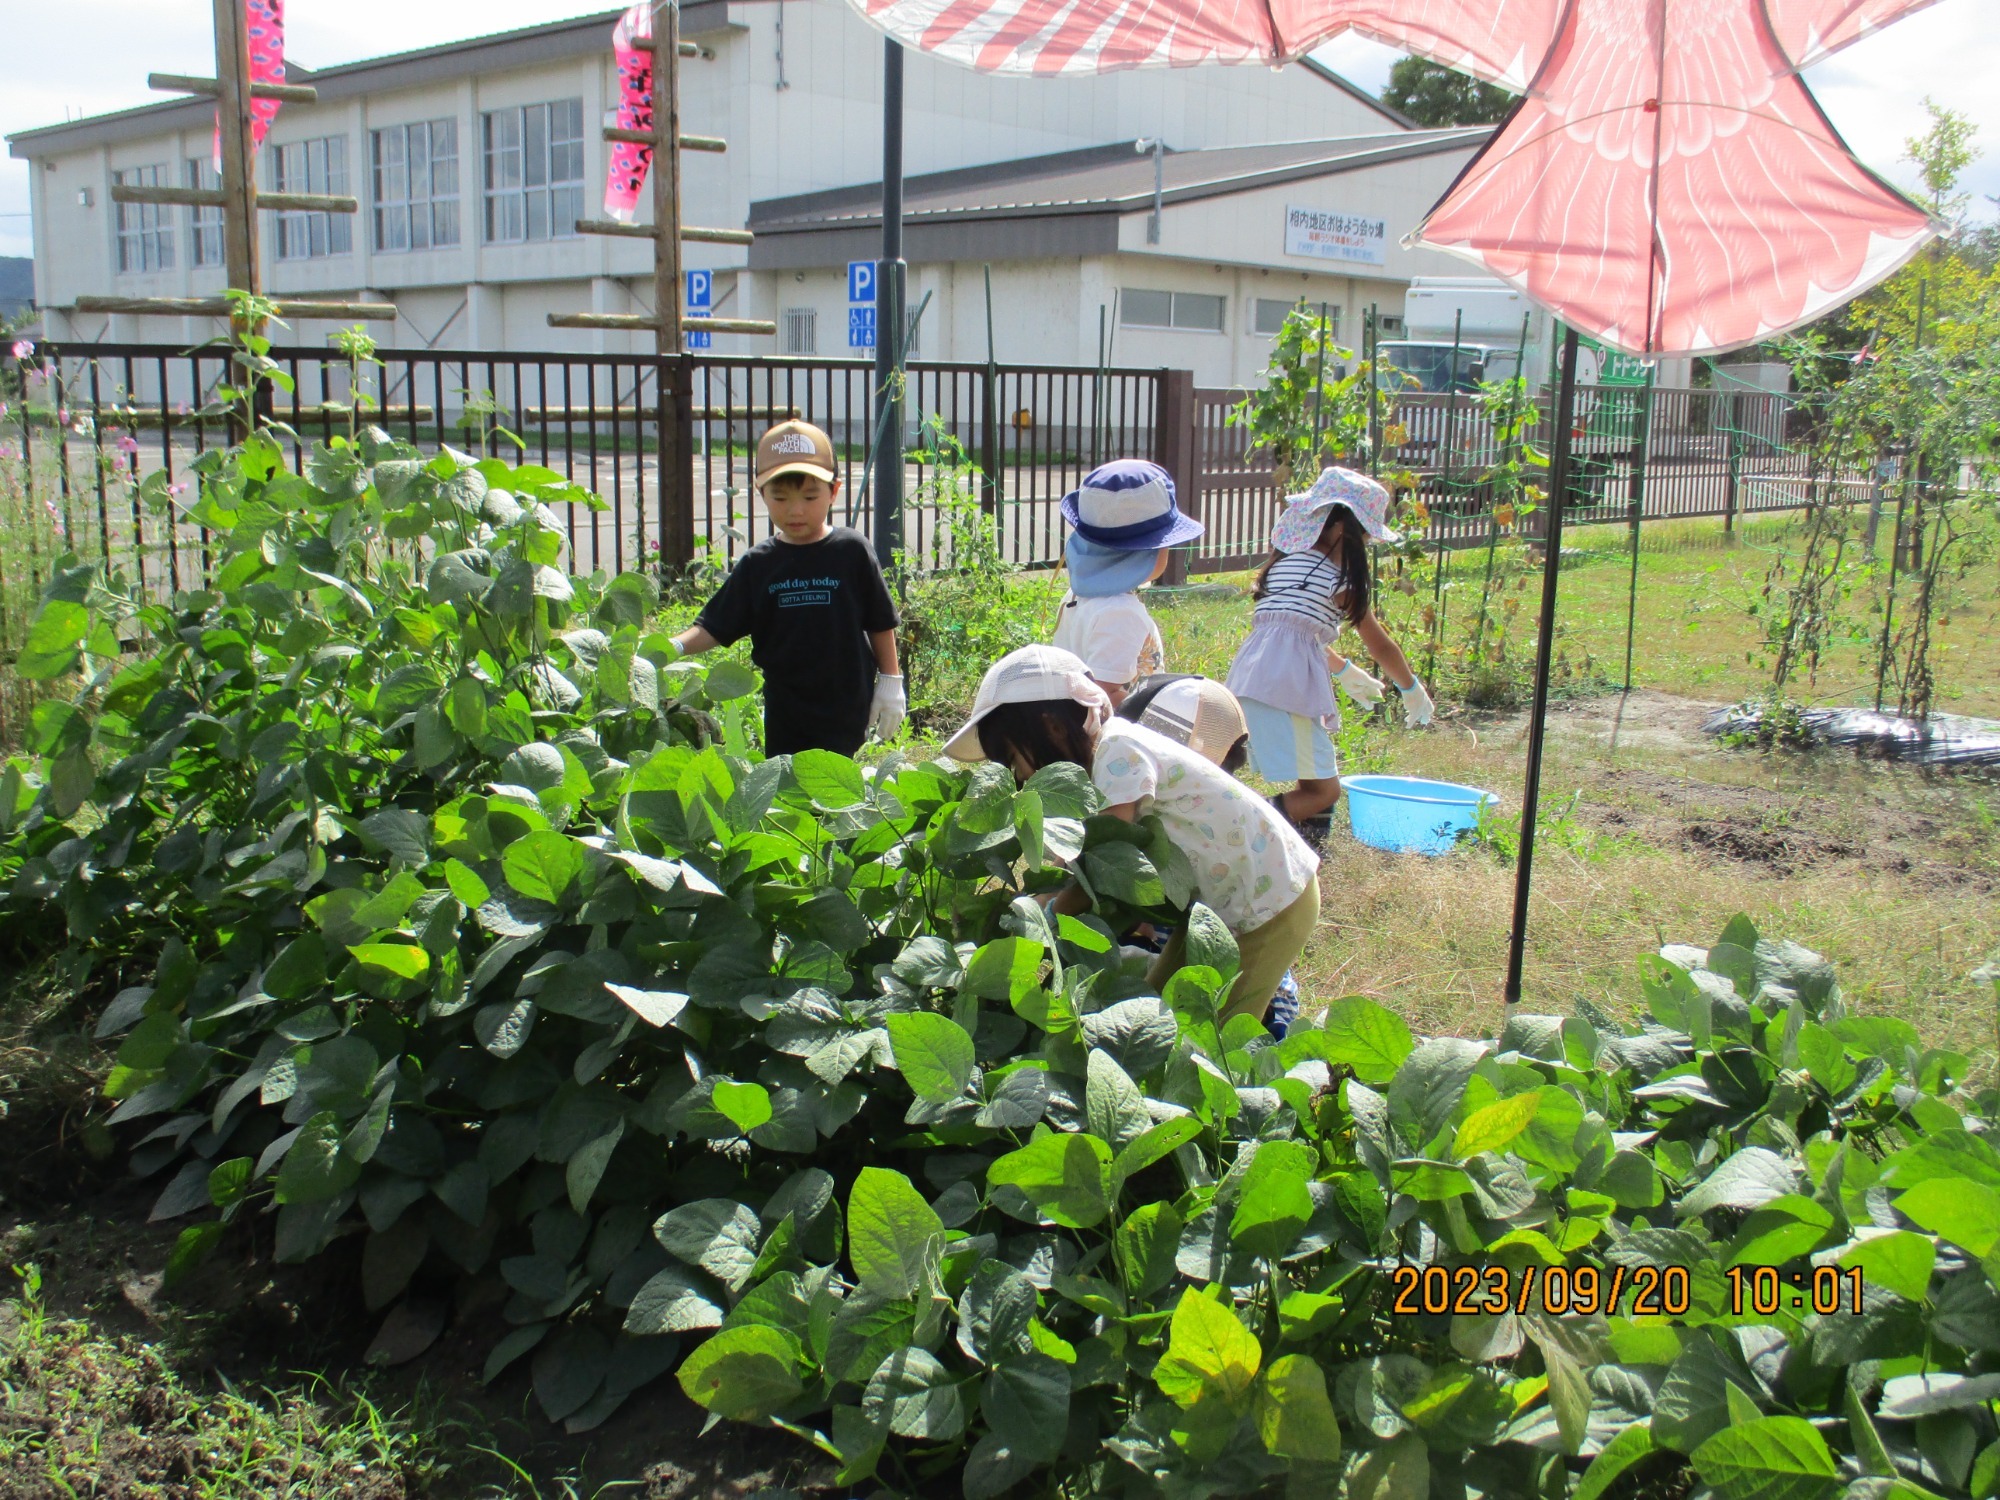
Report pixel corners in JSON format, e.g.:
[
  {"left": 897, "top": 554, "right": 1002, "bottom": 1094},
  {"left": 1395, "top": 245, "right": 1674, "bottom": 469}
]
[
  {"left": 212, "top": 0, "right": 260, "bottom": 321},
  {"left": 653, "top": 2, "right": 683, "bottom": 354},
  {"left": 653, "top": 3, "right": 691, "bottom": 570},
  {"left": 1155, "top": 367, "right": 1197, "bottom": 585}
]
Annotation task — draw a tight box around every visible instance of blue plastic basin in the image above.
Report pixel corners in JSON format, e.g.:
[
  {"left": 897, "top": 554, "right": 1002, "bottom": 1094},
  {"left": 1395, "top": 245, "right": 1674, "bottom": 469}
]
[{"left": 1341, "top": 775, "right": 1498, "bottom": 856}]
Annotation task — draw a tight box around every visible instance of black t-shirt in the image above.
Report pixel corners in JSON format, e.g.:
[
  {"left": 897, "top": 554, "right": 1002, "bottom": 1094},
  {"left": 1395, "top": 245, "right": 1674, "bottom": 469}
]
[{"left": 695, "top": 527, "right": 898, "bottom": 756}]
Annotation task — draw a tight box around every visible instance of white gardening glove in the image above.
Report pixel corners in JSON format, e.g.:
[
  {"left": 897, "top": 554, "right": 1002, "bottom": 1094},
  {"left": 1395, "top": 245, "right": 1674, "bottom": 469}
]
[
  {"left": 868, "top": 673, "right": 907, "bottom": 741},
  {"left": 1333, "top": 659, "right": 1386, "bottom": 710},
  {"left": 1398, "top": 676, "right": 1435, "bottom": 728}
]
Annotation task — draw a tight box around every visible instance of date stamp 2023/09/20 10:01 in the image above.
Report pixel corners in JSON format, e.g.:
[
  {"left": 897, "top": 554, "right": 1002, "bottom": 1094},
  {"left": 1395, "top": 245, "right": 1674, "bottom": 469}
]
[{"left": 1385, "top": 1261, "right": 1872, "bottom": 1320}]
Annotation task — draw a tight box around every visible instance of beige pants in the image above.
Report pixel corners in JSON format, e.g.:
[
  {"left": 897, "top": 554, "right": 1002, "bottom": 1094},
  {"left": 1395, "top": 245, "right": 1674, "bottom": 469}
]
[{"left": 1147, "top": 876, "right": 1322, "bottom": 1025}]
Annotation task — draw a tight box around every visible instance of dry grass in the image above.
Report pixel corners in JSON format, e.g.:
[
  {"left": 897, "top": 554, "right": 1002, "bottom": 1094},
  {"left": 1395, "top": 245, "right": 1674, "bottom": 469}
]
[{"left": 1277, "top": 689, "right": 2000, "bottom": 1065}]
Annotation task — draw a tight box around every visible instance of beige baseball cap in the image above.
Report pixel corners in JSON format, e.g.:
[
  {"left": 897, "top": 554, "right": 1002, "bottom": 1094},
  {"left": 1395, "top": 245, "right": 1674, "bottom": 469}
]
[
  {"left": 756, "top": 419, "right": 837, "bottom": 486},
  {"left": 1137, "top": 677, "right": 1248, "bottom": 769}
]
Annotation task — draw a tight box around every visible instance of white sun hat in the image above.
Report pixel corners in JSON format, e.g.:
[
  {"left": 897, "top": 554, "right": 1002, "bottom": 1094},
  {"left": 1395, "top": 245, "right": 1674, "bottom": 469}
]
[{"left": 943, "top": 645, "right": 1114, "bottom": 762}]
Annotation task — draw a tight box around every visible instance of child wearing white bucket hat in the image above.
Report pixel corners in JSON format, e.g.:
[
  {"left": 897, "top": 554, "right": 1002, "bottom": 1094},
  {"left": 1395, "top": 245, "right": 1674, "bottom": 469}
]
[
  {"left": 947, "top": 647, "right": 1319, "bottom": 1027},
  {"left": 1224, "top": 467, "right": 1432, "bottom": 847},
  {"left": 1050, "top": 459, "right": 1204, "bottom": 707}
]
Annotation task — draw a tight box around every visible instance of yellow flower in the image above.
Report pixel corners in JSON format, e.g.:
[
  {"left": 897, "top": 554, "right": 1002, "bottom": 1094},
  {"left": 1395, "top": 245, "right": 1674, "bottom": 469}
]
[
  {"left": 1383, "top": 423, "right": 1410, "bottom": 447},
  {"left": 1493, "top": 503, "right": 1517, "bottom": 526}
]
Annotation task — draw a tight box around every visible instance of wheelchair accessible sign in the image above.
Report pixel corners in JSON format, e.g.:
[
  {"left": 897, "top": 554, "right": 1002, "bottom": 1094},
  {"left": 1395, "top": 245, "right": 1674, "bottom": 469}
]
[{"left": 848, "top": 260, "right": 875, "bottom": 350}]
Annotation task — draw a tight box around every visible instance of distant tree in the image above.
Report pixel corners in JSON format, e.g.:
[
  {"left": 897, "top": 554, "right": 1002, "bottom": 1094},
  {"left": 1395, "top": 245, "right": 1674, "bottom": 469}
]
[{"left": 1380, "top": 56, "right": 1514, "bottom": 127}]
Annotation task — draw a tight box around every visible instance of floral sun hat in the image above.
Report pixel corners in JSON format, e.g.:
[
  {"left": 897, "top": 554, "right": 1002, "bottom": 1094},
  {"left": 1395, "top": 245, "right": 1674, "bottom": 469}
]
[{"left": 1269, "top": 466, "right": 1400, "bottom": 553}]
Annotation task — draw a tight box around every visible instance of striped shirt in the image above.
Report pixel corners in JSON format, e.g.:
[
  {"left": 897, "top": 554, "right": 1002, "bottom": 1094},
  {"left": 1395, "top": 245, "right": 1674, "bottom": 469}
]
[{"left": 1253, "top": 552, "right": 1350, "bottom": 632}]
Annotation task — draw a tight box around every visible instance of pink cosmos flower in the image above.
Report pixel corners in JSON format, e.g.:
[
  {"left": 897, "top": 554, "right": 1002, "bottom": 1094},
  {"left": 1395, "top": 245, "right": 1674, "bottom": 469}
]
[
  {"left": 115, "top": 432, "right": 141, "bottom": 456},
  {"left": 0, "top": 442, "right": 17, "bottom": 461},
  {"left": 8, "top": 339, "right": 32, "bottom": 360}
]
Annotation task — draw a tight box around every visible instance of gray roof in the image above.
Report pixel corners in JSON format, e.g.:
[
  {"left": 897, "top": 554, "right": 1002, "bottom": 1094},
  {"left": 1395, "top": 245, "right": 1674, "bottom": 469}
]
[
  {"left": 752, "top": 129, "right": 1487, "bottom": 231},
  {"left": 7, "top": 7, "right": 1406, "bottom": 158},
  {"left": 744, "top": 128, "right": 1487, "bottom": 270}
]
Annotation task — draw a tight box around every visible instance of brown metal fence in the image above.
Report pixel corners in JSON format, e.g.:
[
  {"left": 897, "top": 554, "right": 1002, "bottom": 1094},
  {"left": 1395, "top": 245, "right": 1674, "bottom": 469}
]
[
  {"left": 1181, "top": 382, "right": 1840, "bottom": 573},
  {"left": 21, "top": 342, "right": 1171, "bottom": 591},
  {"left": 17, "top": 341, "right": 1841, "bottom": 596}
]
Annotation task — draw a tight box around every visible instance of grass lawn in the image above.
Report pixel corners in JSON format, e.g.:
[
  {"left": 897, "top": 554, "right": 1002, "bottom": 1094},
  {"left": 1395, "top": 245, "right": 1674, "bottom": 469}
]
[{"left": 1134, "top": 511, "right": 2000, "bottom": 1063}]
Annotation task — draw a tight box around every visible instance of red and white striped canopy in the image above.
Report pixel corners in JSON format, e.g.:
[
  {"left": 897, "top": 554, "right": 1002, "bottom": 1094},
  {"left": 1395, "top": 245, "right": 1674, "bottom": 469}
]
[{"left": 846, "top": 0, "right": 1947, "bottom": 355}]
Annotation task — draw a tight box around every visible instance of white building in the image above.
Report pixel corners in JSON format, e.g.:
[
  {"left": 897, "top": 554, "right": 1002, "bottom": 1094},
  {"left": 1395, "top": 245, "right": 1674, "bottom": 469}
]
[{"left": 9, "top": 0, "right": 1487, "bottom": 385}]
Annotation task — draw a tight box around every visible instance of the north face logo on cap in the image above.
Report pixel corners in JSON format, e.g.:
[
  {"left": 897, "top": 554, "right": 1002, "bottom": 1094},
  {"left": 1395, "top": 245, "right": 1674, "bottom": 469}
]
[{"left": 771, "top": 433, "right": 818, "bottom": 455}]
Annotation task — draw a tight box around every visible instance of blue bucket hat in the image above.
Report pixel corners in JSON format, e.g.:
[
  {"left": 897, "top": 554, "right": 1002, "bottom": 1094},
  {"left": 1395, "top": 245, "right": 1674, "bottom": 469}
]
[{"left": 1059, "top": 459, "right": 1204, "bottom": 551}]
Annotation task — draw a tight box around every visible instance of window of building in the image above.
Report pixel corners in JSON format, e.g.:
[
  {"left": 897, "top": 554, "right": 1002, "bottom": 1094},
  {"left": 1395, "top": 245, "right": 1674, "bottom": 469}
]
[
  {"left": 1119, "top": 288, "right": 1226, "bottom": 333},
  {"left": 113, "top": 165, "right": 175, "bottom": 274},
  {"left": 184, "top": 158, "right": 224, "bottom": 268},
  {"left": 481, "top": 100, "right": 584, "bottom": 244},
  {"left": 782, "top": 307, "right": 817, "bottom": 355},
  {"left": 1252, "top": 297, "right": 1340, "bottom": 339},
  {"left": 269, "top": 136, "right": 353, "bottom": 260},
  {"left": 373, "top": 119, "right": 460, "bottom": 252},
  {"left": 1379, "top": 314, "right": 1406, "bottom": 336}
]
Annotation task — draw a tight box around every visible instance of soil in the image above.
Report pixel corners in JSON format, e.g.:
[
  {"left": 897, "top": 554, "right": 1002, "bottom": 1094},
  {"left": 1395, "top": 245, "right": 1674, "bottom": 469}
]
[{"left": 1461, "top": 688, "right": 1998, "bottom": 892}]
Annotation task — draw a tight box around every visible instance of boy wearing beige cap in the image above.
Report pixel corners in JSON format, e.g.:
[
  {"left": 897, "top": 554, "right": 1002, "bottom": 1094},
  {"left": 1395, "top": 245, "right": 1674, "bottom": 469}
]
[{"left": 666, "top": 420, "right": 904, "bottom": 756}]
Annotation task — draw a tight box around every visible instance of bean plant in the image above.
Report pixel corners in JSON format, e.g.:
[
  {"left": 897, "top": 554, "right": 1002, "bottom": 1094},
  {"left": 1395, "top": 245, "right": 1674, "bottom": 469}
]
[{"left": 3, "top": 406, "right": 1999, "bottom": 1499}]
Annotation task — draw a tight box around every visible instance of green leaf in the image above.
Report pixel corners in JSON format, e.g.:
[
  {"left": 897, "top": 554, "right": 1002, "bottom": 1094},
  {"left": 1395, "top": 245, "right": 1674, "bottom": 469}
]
[
  {"left": 986, "top": 1131, "right": 1115, "bottom": 1229},
  {"left": 443, "top": 858, "right": 491, "bottom": 909},
  {"left": 1228, "top": 1139, "right": 1315, "bottom": 1260},
  {"left": 1256, "top": 1353, "right": 1342, "bottom": 1462},
  {"left": 1727, "top": 1194, "right": 1836, "bottom": 1268},
  {"left": 847, "top": 1167, "right": 943, "bottom": 1300},
  {"left": 655, "top": 1199, "right": 764, "bottom": 1293},
  {"left": 273, "top": 1110, "right": 361, "bottom": 1205},
  {"left": 624, "top": 1266, "right": 725, "bottom": 1334},
  {"left": 961, "top": 937, "right": 1044, "bottom": 1005},
  {"left": 1386, "top": 1036, "right": 1484, "bottom": 1150},
  {"left": 862, "top": 1347, "right": 967, "bottom": 1441},
  {"left": 1310, "top": 996, "right": 1414, "bottom": 1086},
  {"left": 710, "top": 1079, "right": 773, "bottom": 1135},
  {"left": 1084, "top": 1049, "right": 1150, "bottom": 1150},
  {"left": 1453, "top": 1088, "right": 1545, "bottom": 1158},
  {"left": 565, "top": 1122, "right": 623, "bottom": 1213},
  {"left": 501, "top": 830, "right": 584, "bottom": 904},
  {"left": 1576, "top": 1424, "right": 1657, "bottom": 1500},
  {"left": 676, "top": 1325, "right": 805, "bottom": 1422},
  {"left": 18, "top": 598, "right": 88, "bottom": 679},
  {"left": 1183, "top": 903, "right": 1240, "bottom": 984},
  {"left": 885, "top": 1012, "right": 977, "bottom": 1101},
  {"left": 1154, "top": 1288, "right": 1261, "bottom": 1410},
  {"left": 604, "top": 982, "right": 689, "bottom": 1030},
  {"left": 1896, "top": 1178, "right": 2000, "bottom": 1258},
  {"left": 1838, "top": 1230, "right": 1935, "bottom": 1303},
  {"left": 982, "top": 1354, "right": 1070, "bottom": 1466},
  {"left": 1111, "top": 1116, "right": 1202, "bottom": 1189},
  {"left": 793, "top": 748, "right": 865, "bottom": 808},
  {"left": 358, "top": 808, "right": 431, "bottom": 866},
  {"left": 1678, "top": 1148, "right": 1799, "bottom": 1219},
  {"left": 1080, "top": 841, "right": 1164, "bottom": 907},
  {"left": 1113, "top": 1201, "right": 1184, "bottom": 1300},
  {"left": 1691, "top": 1415, "right": 1841, "bottom": 1500}
]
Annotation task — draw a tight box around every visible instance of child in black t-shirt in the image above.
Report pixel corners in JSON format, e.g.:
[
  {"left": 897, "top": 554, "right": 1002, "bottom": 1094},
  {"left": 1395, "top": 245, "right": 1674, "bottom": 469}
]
[{"left": 665, "top": 420, "right": 903, "bottom": 756}]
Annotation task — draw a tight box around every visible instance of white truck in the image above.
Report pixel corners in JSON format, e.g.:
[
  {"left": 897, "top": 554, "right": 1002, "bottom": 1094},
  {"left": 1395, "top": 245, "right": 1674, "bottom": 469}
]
[{"left": 1377, "top": 277, "right": 1577, "bottom": 394}]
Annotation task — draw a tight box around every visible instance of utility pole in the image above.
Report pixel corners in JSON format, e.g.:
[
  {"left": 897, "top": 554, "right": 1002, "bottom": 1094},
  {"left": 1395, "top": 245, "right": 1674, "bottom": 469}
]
[{"left": 872, "top": 39, "right": 907, "bottom": 567}]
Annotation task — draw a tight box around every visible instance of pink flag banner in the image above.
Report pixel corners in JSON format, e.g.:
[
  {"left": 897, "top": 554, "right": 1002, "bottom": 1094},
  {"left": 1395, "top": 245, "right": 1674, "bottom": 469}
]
[
  {"left": 215, "top": 0, "right": 288, "bottom": 169},
  {"left": 605, "top": 4, "right": 655, "bottom": 222}
]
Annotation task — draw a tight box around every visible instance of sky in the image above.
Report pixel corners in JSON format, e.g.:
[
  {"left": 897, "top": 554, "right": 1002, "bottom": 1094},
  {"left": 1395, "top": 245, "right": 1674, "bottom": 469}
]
[{"left": 2, "top": 0, "right": 1996, "bottom": 265}]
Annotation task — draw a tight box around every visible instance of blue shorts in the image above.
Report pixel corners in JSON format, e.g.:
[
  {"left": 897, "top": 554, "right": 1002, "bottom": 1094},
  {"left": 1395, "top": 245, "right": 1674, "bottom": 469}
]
[{"left": 1239, "top": 697, "right": 1341, "bottom": 783}]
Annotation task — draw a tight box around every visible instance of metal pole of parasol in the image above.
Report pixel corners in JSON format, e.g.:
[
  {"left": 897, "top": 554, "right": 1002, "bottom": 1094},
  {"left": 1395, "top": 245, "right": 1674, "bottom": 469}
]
[
  {"left": 1623, "top": 363, "right": 1655, "bottom": 692},
  {"left": 1504, "top": 326, "right": 1581, "bottom": 1005},
  {"left": 871, "top": 38, "right": 907, "bottom": 569}
]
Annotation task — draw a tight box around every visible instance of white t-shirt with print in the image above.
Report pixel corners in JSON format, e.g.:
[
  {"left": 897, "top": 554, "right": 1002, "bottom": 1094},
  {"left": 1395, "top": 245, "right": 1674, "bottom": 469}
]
[
  {"left": 1051, "top": 592, "right": 1165, "bottom": 688},
  {"left": 1090, "top": 719, "right": 1319, "bottom": 933}
]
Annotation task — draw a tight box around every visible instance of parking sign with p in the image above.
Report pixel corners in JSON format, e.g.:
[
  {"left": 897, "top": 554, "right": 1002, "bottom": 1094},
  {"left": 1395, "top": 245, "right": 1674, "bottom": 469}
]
[{"left": 848, "top": 261, "right": 875, "bottom": 307}]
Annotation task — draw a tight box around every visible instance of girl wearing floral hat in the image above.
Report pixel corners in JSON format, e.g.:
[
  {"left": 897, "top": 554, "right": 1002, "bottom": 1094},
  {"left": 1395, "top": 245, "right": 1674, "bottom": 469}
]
[
  {"left": 946, "top": 647, "right": 1319, "bottom": 1027},
  {"left": 1225, "top": 467, "right": 1432, "bottom": 847}
]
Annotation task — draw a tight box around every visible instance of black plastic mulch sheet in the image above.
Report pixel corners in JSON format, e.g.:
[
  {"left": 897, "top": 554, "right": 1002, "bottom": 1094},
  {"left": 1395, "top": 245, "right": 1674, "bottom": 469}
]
[{"left": 1703, "top": 703, "right": 2000, "bottom": 771}]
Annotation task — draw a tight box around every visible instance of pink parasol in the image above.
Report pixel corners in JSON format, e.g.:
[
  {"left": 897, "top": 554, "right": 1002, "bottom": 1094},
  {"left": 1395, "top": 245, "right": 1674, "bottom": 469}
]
[{"left": 845, "top": 0, "right": 1948, "bottom": 356}]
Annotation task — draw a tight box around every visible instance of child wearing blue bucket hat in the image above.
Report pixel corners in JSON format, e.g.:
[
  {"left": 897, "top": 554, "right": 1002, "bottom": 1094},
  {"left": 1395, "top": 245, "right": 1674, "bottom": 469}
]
[
  {"left": 1051, "top": 459, "right": 1204, "bottom": 707},
  {"left": 1225, "top": 466, "right": 1432, "bottom": 847}
]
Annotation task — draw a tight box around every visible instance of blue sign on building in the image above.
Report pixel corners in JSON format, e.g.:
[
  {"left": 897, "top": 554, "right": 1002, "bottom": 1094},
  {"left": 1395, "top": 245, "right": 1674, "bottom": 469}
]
[
  {"left": 848, "top": 306, "right": 877, "bottom": 350},
  {"left": 847, "top": 260, "right": 876, "bottom": 307},
  {"left": 685, "top": 268, "right": 712, "bottom": 349}
]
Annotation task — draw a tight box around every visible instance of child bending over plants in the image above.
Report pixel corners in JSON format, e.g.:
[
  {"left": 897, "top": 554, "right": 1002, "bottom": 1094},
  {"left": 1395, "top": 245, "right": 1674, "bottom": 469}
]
[
  {"left": 663, "top": 419, "right": 904, "bottom": 755},
  {"left": 945, "top": 645, "right": 1320, "bottom": 1027},
  {"left": 1225, "top": 466, "right": 1432, "bottom": 847},
  {"left": 1119, "top": 673, "right": 1303, "bottom": 1038}
]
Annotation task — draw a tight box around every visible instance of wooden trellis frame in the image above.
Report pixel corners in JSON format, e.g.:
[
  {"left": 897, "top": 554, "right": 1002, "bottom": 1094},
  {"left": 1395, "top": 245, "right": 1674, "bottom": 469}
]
[
  {"left": 547, "top": 3, "right": 776, "bottom": 349},
  {"left": 72, "top": 0, "right": 392, "bottom": 331}
]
